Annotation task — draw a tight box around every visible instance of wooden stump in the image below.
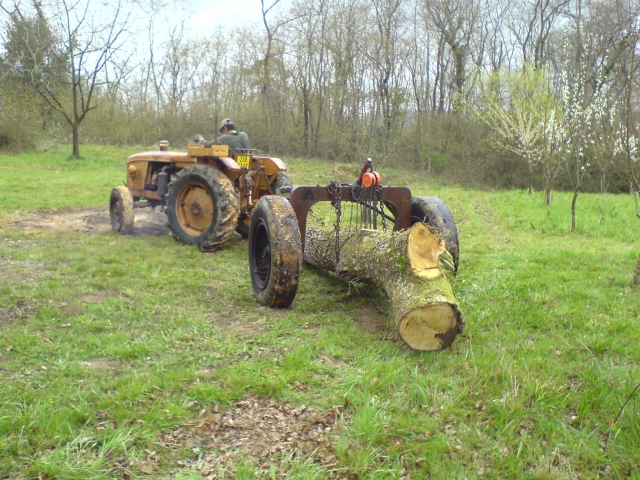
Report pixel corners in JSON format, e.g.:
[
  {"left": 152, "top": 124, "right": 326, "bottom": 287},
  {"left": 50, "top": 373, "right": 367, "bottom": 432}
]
[{"left": 304, "top": 223, "right": 464, "bottom": 351}]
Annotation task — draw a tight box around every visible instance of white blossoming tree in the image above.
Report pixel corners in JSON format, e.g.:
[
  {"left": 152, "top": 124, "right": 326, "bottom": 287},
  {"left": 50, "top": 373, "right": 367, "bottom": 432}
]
[
  {"left": 612, "top": 121, "right": 640, "bottom": 285},
  {"left": 476, "top": 65, "right": 555, "bottom": 195},
  {"left": 540, "top": 108, "right": 566, "bottom": 205},
  {"left": 555, "top": 66, "right": 609, "bottom": 231}
]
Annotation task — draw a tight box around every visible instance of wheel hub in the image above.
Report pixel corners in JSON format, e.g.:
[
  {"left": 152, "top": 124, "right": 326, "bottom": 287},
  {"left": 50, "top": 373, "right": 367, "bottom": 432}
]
[
  {"left": 190, "top": 202, "right": 203, "bottom": 216},
  {"left": 177, "top": 183, "right": 214, "bottom": 235},
  {"left": 252, "top": 219, "right": 271, "bottom": 289}
]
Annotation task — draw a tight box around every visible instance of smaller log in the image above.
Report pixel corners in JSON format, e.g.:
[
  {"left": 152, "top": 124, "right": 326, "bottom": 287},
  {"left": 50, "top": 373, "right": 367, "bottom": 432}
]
[{"left": 304, "top": 223, "right": 464, "bottom": 351}]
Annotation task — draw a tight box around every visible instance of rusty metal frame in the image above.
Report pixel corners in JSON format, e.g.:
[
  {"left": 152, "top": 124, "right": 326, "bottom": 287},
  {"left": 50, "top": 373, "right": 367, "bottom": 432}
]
[{"left": 289, "top": 184, "right": 413, "bottom": 249}]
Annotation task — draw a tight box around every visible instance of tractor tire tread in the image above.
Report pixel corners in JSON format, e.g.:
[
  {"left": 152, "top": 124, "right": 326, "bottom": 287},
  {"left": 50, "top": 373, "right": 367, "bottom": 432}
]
[{"left": 165, "top": 164, "right": 240, "bottom": 249}]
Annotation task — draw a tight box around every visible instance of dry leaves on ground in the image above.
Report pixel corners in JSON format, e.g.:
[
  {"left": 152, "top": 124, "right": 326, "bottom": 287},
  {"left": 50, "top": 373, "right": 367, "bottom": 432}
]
[{"left": 161, "top": 395, "right": 344, "bottom": 478}]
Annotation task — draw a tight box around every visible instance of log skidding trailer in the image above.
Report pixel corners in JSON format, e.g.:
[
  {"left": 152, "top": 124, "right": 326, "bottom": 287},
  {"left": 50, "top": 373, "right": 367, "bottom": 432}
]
[{"left": 248, "top": 159, "right": 464, "bottom": 351}]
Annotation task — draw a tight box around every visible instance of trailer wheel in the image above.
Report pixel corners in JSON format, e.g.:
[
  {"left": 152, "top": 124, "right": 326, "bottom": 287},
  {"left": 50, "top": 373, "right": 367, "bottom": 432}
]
[
  {"left": 249, "top": 196, "right": 302, "bottom": 307},
  {"left": 236, "top": 173, "right": 294, "bottom": 239},
  {"left": 109, "top": 186, "right": 135, "bottom": 234},
  {"left": 411, "top": 196, "right": 459, "bottom": 274},
  {"left": 165, "top": 165, "right": 239, "bottom": 250}
]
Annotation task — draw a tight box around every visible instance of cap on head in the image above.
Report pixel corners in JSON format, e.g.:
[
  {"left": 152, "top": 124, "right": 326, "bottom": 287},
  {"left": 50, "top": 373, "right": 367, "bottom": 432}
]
[{"left": 220, "top": 118, "right": 234, "bottom": 132}]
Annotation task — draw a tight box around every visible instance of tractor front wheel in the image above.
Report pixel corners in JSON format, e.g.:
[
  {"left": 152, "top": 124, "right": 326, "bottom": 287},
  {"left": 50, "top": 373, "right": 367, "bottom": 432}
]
[
  {"left": 109, "top": 186, "right": 135, "bottom": 234},
  {"left": 249, "top": 196, "right": 302, "bottom": 307},
  {"left": 165, "top": 165, "right": 239, "bottom": 250},
  {"left": 410, "top": 196, "right": 459, "bottom": 274}
]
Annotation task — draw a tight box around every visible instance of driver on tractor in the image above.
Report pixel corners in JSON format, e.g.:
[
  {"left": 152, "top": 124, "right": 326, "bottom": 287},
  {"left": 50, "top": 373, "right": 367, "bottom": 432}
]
[{"left": 196, "top": 118, "right": 249, "bottom": 150}]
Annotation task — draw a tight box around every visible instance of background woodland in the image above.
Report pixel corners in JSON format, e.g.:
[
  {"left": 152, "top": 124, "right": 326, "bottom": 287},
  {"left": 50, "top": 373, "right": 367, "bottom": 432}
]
[{"left": 1, "top": 0, "right": 640, "bottom": 196}]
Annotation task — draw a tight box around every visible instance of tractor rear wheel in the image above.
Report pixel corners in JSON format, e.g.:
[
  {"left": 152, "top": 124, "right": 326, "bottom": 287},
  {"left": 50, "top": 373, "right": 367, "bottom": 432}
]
[
  {"left": 410, "top": 196, "right": 459, "bottom": 274},
  {"left": 249, "top": 195, "right": 302, "bottom": 307},
  {"left": 165, "top": 165, "right": 240, "bottom": 250},
  {"left": 270, "top": 172, "right": 293, "bottom": 195},
  {"left": 109, "top": 186, "right": 135, "bottom": 234}
]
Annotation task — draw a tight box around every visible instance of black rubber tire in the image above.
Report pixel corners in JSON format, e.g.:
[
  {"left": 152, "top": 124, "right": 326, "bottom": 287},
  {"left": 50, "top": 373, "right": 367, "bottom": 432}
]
[
  {"left": 410, "top": 196, "right": 459, "bottom": 274},
  {"left": 270, "top": 172, "right": 293, "bottom": 195},
  {"left": 165, "top": 164, "right": 240, "bottom": 250},
  {"left": 249, "top": 195, "right": 302, "bottom": 307},
  {"left": 236, "top": 172, "right": 294, "bottom": 239},
  {"left": 109, "top": 186, "right": 135, "bottom": 234}
]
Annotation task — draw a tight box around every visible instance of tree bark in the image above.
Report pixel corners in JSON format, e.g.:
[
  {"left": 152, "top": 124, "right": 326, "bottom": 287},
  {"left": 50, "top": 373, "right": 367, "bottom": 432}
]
[
  {"left": 72, "top": 124, "right": 80, "bottom": 158},
  {"left": 571, "top": 190, "right": 579, "bottom": 232},
  {"left": 632, "top": 252, "right": 640, "bottom": 287},
  {"left": 543, "top": 167, "right": 554, "bottom": 205},
  {"left": 304, "top": 223, "right": 464, "bottom": 351}
]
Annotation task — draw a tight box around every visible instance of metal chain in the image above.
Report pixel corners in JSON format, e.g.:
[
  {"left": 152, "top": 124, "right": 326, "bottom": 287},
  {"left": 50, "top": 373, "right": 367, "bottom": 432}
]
[
  {"left": 372, "top": 186, "right": 379, "bottom": 229},
  {"left": 376, "top": 185, "right": 387, "bottom": 230},
  {"left": 351, "top": 183, "right": 363, "bottom": 202},
  {"left": 327, "top": 180, "right": 342, "bottom": 267}
]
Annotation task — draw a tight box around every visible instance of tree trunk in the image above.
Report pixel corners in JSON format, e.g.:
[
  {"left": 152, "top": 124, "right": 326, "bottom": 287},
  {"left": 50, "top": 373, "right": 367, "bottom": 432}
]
[
  {"left": 544, "top": 169, "right": 553, "bottom": 205},
  {"left": 544, "top": 183, "right": 552, "bottom": 205},
  {"left": 632, "top": 252, "right": 640, "bottom": 287},
  {"left": 571, "top": 190, "right": 579, "bottom": 232},
  {"left": 527, "top": 157, "right": 534, "bottom": 194},
  {"left": 304, "top": 223, "right": 464, "bottom": 351},
  {"left": 72, "top": 124, "right": 80, "bottom": 158}
]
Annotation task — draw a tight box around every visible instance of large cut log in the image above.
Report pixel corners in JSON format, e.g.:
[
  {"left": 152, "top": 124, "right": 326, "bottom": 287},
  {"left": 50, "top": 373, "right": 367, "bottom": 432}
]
[{"left": 304, "top": 223, "right": 464, "bottom": 351}]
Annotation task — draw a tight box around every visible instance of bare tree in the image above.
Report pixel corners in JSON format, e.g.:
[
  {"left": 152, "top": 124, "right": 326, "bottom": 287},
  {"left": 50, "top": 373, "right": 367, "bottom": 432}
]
[
  {"left": 508, "top": 0, "right": 570, "bottom": 68},
  {"left": 370, "top": 0, "right": 406, "bottom": 139},
  {"left": 1, "top": 0, "right": 132, "bottom": 158},
  {"left": 424, "top": 0, "right": 484, "bottom": 111},
  {"left": 287, "top": 0, "right": 331, "bottom": 156},
  {"left": 147, "top": 23, "right": 217, "bottom": 141},
  {"left": 260, "top": 0, "right": 292, "bottom": 153}
]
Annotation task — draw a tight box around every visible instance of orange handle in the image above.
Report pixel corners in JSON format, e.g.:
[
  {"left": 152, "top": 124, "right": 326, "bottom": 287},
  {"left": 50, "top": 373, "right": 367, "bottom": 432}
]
[{"left": 362, "top": 171, "right": 381, "bottom": 188}]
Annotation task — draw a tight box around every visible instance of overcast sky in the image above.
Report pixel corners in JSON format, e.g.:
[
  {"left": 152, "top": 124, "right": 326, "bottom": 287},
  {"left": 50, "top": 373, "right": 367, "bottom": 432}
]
[{"left": 175, "top": 0, "right": 289, "bottom": 34}]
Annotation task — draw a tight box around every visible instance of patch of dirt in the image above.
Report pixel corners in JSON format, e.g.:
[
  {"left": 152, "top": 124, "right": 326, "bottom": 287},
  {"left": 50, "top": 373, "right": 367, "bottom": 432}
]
[
  {"left": 161, "top": 395, "right": 343, "bottom": 478},
  {"left": 352, "top": 305, "right": 387, "bottom": 334},
  {"left": 11, "top": 208, "right": 169, "bottom": 236},
  {"left": 0, "top": 257, "right": 48, "bottom": 283},
  {"left": 55, "top": 292, "right": 116, "bottom": 317},
  {"left": 79, "top": 291, "right": 118, "bottom": 304},
  {"left": 317, "top": 355, "right": 350, "bottom": 369},
  {"left": 210, "top": 316, "right": 260, "bottom": 339},
  {"left": 0, "top": 299, "right": 36, "bottom": 326},
  {"left": 81, "top": 358, "right": 120, "bottom": 371},
  {"left": 208, "top": 307, "right": 265, "bottom": 339},
  {"left": 58, "top": 304, "right": 86, "bottom": 316}
]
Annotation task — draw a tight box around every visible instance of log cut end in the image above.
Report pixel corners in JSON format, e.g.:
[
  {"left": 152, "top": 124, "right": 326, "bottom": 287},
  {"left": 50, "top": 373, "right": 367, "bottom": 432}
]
[
  {"left": 407, "top": 223, "right": 447, "bottom": 278},
  {"left": 397, "top": 303, "right": 460, "bottom": 351}
]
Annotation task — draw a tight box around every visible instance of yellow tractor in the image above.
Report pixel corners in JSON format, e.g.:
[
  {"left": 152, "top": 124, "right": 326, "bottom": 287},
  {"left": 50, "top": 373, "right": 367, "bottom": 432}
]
[{"left": 109, "top": 141, "right": 292, "bottom": 250}]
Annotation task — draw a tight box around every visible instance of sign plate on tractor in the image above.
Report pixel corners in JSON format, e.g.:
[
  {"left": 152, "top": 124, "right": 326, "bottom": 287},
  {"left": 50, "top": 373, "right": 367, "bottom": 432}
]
[
  {"left": 236, "top": 155, "right": 251, "bottom": 169},
  {"left": 187, "top": 144, "right": 229, "bottom": 157}
]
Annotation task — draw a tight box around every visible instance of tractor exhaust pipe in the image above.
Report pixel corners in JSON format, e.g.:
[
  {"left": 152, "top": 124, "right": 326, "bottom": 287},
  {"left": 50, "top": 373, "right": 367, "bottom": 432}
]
[{"left": 158, "top": 166, "right": 172, "bottom": 197}]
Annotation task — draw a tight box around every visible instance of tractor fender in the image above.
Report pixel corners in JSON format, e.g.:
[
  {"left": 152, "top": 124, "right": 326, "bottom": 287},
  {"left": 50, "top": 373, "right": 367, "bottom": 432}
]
[
  {"left": 255, "top": 157, "right": 287, "bottom": 180},
  {"left": 216, "top": 157, "right": 244, "bottom": 181}
]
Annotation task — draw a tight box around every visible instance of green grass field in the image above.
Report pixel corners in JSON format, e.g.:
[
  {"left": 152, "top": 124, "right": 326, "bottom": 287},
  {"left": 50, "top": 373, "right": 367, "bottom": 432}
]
[{"left": 1, "top": 145, "right": 639, "bottom": 479}]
